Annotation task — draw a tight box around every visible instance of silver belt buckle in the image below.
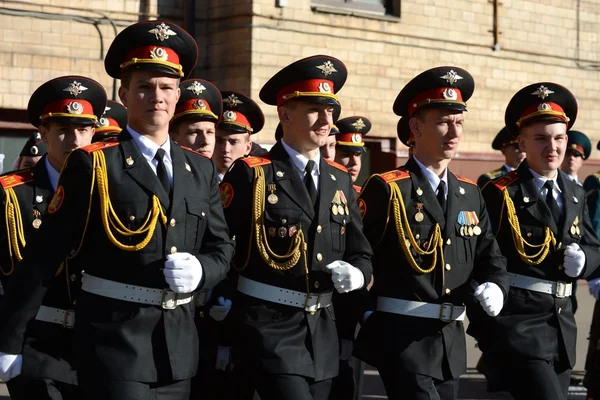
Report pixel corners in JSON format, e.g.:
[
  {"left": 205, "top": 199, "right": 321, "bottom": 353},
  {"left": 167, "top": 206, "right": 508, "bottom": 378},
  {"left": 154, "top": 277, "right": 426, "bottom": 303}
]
[
  {"left": 161, "top": 290, "right": 178, "bottom": 310},
  {"left": 304, "top": 293, "right": 321, "bottom": 314},
  {"left": 555, "top": 281, "right": 568, "bottom": 298},
  {"left": 62, "top": 309, "right": 75, "bottom": 329},
  {"left": 439, "top": 302, "right": 455, "bottom": 322}
]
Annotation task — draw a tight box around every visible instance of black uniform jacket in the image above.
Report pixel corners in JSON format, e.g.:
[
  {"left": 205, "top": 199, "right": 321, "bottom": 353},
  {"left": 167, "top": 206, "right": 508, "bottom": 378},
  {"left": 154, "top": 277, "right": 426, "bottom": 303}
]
[
  {"left": 0, "top": 157, "right": 79, "bottom": 384},
  {"left": 0, "top": 129, "right": 234, "bottom": 382},
  {"left": 470, "top": 160, "right": 600, "bottom": 368},
  {"left": 221, "top": 141, "right": 373, "bottom": 381},
  {"left": 477, "top": 164, "right": 511, "bottom": 188},
  {"left": 354, "top": 157, "right": 508, "bottom": 381}
]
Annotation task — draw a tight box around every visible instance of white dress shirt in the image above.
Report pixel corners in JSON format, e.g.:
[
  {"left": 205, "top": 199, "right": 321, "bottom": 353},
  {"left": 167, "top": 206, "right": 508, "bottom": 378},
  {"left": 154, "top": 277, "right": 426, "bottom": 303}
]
[
  {"left": 413, "top": 156, "right": 448, "bottom": 199},
  {"left": 128, "top": 126, "right": 173, "bottom": 187},
  {"left": 281, "top": 139, "right": 321, "bottom": 193}
]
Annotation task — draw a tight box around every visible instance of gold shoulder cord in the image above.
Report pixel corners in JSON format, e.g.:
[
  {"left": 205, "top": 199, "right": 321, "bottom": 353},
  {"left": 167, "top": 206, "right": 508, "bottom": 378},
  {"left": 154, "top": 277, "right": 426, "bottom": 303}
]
[
  {"left": 502, "top": 189, "right": 555, "bottom": 265},
  {"left": 389, "top": 181, "right": 444, "bottom": 274},
  {"left": 1, "top": 187, "right": 26, "bottom": 276}
]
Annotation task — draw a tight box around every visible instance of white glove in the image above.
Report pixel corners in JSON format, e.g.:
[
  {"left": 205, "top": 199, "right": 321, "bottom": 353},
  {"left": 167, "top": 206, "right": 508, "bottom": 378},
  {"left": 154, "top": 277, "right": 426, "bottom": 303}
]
[
  {"left": 564, "top": 243, "right": 586, "bottom": 278},
  {"left": 215, "top": 346, "right": 231, "bottom": 371},
  {"left": 0, "top": 352, "right": 22, "bottom": 382},
  {"left": 325, "top": 260, "right": 365, "bottom": 293},
  {"left": 163, "top": 252, "right": 203, "bottom": 293},
  {"left": 589, "top": 278, "right": 600, "bottom": 300},
  {"left": 340, "top": 339, "right": 353, "bottom": 361},
  {"left": 209, "top": 297, "right": 232, "bottom": 322},
  {"left": 474, "top": 282, "right": 504, "bottom": 317}
]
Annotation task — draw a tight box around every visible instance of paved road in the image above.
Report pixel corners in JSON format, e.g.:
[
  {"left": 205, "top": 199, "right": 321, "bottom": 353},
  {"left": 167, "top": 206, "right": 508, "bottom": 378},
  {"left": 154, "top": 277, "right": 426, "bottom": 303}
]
[{"left": 0, "top": 281, "right": 596, "bottom": 399}]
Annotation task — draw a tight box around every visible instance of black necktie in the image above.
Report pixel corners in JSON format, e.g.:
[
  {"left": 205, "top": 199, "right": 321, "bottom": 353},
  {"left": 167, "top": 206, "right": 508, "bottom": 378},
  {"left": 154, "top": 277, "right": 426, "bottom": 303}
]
[
  {"left": 155, "top": 148, "right": 171, "bottom": 196},
  {"left": 304, "top": 160, "right": 318, "bottom": 208},
  {"left": 544, "top": 180, "right": 560, "bottom": 225},
  {"left": 436, "top": 180, "right": 447, "bottom": 214}
]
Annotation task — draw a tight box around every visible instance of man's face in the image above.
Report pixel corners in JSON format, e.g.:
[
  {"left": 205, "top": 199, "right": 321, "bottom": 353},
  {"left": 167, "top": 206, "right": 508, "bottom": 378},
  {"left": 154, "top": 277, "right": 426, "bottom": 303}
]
[
  {"left": 278, "top": 101, "right": 334, "bottom": 150},
  {"left": 18, "top": 155, "right": 42, "bottom": 169},
  {"left": 411, "top": 109, "right": 464, "bottom": 162},
  {"left": 500, "top": 143, "right": 526, "bottom": 169},
  {"left": 119, "top": 70, "right": 180, "bottom": 133},
  {"left": 518, "top": 122, "right": 567, "bottom": 175},
  {"left": 560, "top": 148, "right": 584, "bottom": 176},
  {"left": 171, "top": 120, "right": 216, "bottom": 157},
  {"left": 335, "top": 148, "right": 362, "bottom": 183},
  {"left": 40, "top": 122, "right": 95, "bottom": 169},
  {"left": 213, "top": 131, "right": 252, "bottom": 172},
  {"left": 320, "top": 136, "right": 337, "bottom": 161}
]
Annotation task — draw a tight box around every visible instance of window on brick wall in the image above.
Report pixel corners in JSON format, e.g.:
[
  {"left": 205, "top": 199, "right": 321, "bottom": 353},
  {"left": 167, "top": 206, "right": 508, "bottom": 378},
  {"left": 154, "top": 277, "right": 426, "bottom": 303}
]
[{"left": 312, "top": 0, "right": 398, "bottom": 16}]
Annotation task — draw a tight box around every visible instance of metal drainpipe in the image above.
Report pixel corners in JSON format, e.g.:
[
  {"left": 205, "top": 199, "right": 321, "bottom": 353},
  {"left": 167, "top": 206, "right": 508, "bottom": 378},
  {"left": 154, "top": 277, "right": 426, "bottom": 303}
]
[{"left": 491, "top": 0, "right": 501, "bottom": 51}]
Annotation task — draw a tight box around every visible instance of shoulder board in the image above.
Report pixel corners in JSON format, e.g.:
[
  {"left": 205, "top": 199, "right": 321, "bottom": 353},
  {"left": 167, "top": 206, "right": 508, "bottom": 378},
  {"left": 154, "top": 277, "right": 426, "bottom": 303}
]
[
  {"left": 353, "top": 185, "right": 362, "bottom": 193},
  {"left": 0, "top": 169, "right": 34, "bottom": 190},
  {"left": 485, "top": 168, "right": 503, "bottom": 178},
  {"left": 378, "top": 169, "right": 410, "bottom": 184},
  {"left": 181, "top": 146, "right": 209, "bottom": 158},
  {"left": 80, "top": 141, "right": 119, "bottom": 154},
  {"left": 325, "top": 159, "right": 348, "bottom": 173},
  {"left": 241, "top": 155, "right": 271, "bottom": 168},
  {"left": 454, "top": 174, "right": 477, "bottom": 186},
  {"left": 492, "top": 170, "right": 518, "bottom": 190}
]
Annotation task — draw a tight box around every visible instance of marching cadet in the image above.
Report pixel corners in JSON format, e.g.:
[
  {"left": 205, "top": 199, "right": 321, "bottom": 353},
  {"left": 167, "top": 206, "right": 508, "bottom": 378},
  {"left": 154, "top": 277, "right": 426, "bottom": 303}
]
[
  {"left": 0, "top": 20, "right": 234, "bottom": 400},
  {"left": 473, "top": 82, "right": 600, "bottom": 400},
  {"left": 0, "top": 76, "right": 106, "bottom": 399},
  {"left": 170, "top": 78, "right": 222, "bottom": 158},
  {"left": 353, "top": 66, "right": 509, "bottom": 400},
  {"left": 561, "top": 130, "right": 591, "bottom": 186},
  {"left": 13, "top": 132, "right": 48, "bottom": 170},
  {"left": 334, "top": 116, "right": 370, "bottom": 195},
  {"left": 213, "top": 91, "right": 264, "bottom": 182},
  {"left": 477, "top": 127, "right": 526, "bottom": 188},
  {"left": 220, "top": 55, "right": 373, "bottom": 400},
  {"left": 93, "top": 100, "right": 127, "bottom": 142}
]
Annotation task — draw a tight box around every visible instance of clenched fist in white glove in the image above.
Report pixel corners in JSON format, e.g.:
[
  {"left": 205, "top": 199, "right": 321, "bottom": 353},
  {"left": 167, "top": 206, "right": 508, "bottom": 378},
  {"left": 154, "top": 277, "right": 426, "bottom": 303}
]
[
  {"left": 589, "top": 278, "right": 600, "bottom": 301},
  {"left": 215, "top": 346, "right": 232, "bottom": 371},
  {"left": 474, "top": 282, "right": 504, "bottom": 317},
  {"left": 564, "top": 243, "right": 586, "bottom": 278},
  {"left": 163, "top": 252, "right": 203, "bottom": 293},
  {"left": 209, "top": 297, "right": 232, "bottom": 322},
  {"left": 325, "top": 260, "right": 365, "bottom": 293},
  {"left": 0, "top": 352, "right": 22, "bottom": 382}
]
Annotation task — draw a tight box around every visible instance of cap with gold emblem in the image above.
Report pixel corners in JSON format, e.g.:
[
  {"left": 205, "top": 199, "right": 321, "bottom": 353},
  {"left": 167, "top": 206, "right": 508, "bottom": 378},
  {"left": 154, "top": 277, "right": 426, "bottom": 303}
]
[
  {"left": 105, "top": 20, "right": 198, "bottom": 79},
  {"left": 566, "top": 130, "right": 591, "bottom": 159},
  {"left": 19, "top": 132, "right": 47, "bottom": 157},
  {"left": 95, "top": 100, "right": 127, "bottom": 139},
  {"left": 171, "top": 79, "right": 222, "bottom": 125},
  {"left": 393, "top": 66, "right": 474, "bottom": 117},
  {"left": 505, "top": 82, "right": 577, "bottom": 136},
  {"left": 27, "top": 76, "right": 107, "bottom": 127},
  {"left": 260, "top": 55, "right": 347, "bottom": 107},
  {"left": 275, "top": 104, "right": 341, "bottom": 141},
  {"left": 335, "top": 116, "right": 371, "bottom": 153},
  {"left": 219, "top": 91, "right": 264, "bottom": 135},
  {"left": 491, "top": 127, "right": 518, "bottom": 151},
  {"left": 396, "top": 116, "right": 413, "bottom": 148}
]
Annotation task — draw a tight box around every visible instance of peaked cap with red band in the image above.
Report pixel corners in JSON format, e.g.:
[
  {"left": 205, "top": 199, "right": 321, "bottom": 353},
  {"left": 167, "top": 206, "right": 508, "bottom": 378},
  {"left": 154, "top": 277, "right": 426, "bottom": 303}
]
[
  {"left": 219, "top": 91, "right": 264, "bottom": 135},
  {"left": 172, "top": 79, "right": 222, "bottom": 125},
  {"left": 396, "top": 116, "right": 412, "bottom": 148},
  {"left": 566, "top": 130, "right": 591, "bottom": 159},
  {"left": 505, "top": 82, "right": 577, "bottom": 136},
  {"left": 393, "top": 66, "right": 474, "bottom": 117},
  {"left": 274, "top": 105, "right": 341, "bottom": 141},
  {"left": 95, "top": 100, "right": 127, "bottom": 138},
  {"left": 260, "top": 55, "right": 347, "bottom": 107},
  {"left": 28, "top": 76, "right": 107, "bottom": 127},
  {"left": 105, "top": 20, "right": 198, "bottom": 79},
  {"left": 491, "top": 127, "right": 517, "bottom": 151},
  {"left": 336, "top": 116, "right": 371, "bottom": 153}
]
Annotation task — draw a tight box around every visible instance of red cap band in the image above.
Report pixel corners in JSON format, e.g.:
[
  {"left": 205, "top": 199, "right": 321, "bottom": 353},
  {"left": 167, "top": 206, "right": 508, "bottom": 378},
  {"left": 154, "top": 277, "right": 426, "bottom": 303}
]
[
  {"left": 222, "top": 110, "right": 252, "bottom": 132},
  {"left": 276, "top": 79, "right": 336, "bottom": 106},
  {"left": 409, "top": 87, "right": 464, "bottom": 116},
  {"left": 41, "top": 99, "right": 95, "bottom": 120},
  {"left": 517, "top": 102, "right": 569, "bottom": 127}
]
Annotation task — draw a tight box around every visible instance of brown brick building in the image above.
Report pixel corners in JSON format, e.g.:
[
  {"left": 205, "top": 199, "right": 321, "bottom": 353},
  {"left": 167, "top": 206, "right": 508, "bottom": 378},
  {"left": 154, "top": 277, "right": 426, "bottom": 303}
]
[{"left": 1, "top": 0, "right": 599, "bottom": 182}]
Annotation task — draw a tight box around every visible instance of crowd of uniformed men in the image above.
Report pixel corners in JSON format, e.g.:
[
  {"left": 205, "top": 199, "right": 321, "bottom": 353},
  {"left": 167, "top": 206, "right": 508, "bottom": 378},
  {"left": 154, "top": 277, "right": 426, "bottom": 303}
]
[{"left": 0, "top": 18, "right": 600, "bottom": 400}]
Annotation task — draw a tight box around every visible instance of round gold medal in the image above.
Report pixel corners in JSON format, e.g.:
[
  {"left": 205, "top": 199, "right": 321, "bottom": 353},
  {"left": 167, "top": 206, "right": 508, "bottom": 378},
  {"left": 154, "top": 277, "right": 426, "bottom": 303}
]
[
  {"left": 332, "top": 205, "right": 338, "bottom": 216},
  {"left": 415, "top": 212, "right": 424, "bottom": 222},
  {"left": 32, "top": 218, "right": 42, "bottom": 229},
  {"left": 473, "top": 226, "right": 481, "bottom": 236},
  {"left": 338, "top": 204, "right": 345, "bottom": 215},
  {"left": 267, "top": 194, "right": 278, "bottom": 204}
]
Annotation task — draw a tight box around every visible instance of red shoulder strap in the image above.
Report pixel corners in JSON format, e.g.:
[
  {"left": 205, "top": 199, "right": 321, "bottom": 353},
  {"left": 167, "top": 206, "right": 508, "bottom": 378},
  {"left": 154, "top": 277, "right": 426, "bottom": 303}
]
[
  {"left": 80, "top": 141, "right": 119, "bottom": 154},
  {"left": 379, "top": 169, "right": 410, "bottom": 184},
  {"left": 325, "top": 159, "right": 348, "bottom": 173},
  {"left": 0, "top": 169, "right": 34, "bottom": 190},
  {"left": 241, "top": 155, "right": 272, "bottom": 168},
  {"left": 493, "top": 170, "right": 518, "bottom": 190}
]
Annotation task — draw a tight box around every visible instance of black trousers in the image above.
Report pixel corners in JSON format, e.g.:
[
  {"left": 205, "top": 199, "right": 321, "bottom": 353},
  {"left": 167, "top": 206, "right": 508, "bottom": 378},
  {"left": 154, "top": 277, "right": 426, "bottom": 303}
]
[
  {"left": 7, "top": 377, "right": 81, "bottom": 400},
  {"left": 507, "top": 359, "right": 570, "bottom": 400},
  {"left": 80, "top": 378, "right": 191, "bottom": 400},
  {"left": 329, "top": 357, "right": 365, "bottom": 400},
  {"left": 378, "top": 368, "right": 458, "bottom": 400},
  {"left": 256, "top": 374, "right": 332, "bottom": 400}
]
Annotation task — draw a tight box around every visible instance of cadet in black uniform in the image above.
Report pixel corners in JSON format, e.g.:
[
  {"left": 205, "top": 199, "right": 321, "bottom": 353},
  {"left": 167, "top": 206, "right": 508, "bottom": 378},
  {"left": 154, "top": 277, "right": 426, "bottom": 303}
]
[
  {"left": 354, "top": 66, "right": 509, "bottom": 400},
  {"left": 93, "top": 100, "right": 127, "bottom": 142},
  {"left": 561, "top": 130, "right": 591, "bottom": 187},
  {"left": 170, "top": 78, "right": 222, "bottom": 158},
  {"left": 0, "top": 20, "right": 234, "bottom": 400},
  {"left": 472, "top": 82, "right": 600, "bottom": 400},
  {"left": 0, "top": 76, "right": 106, "bottom": 399},
  {"left": 334, "top": 116, "right": 370, "bottom": 195},
  {"left": 477, "top": 127, "right": 525, "bottom": 188},
  {"left": 220, "top": 55, "right": 373, "bottom": 400},
  {"left": 13, "top": 132, "right": 48, "bottom": 170}
]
